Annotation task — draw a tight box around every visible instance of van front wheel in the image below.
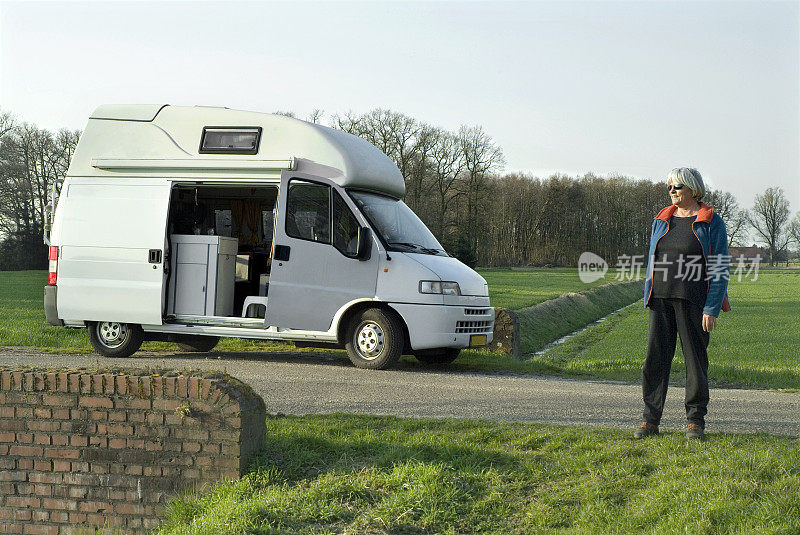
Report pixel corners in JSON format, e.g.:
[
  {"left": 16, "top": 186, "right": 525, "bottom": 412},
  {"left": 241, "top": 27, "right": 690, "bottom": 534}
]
[
  {"left": 345, "top": 309, "right": 405, "bottom": 370},
  {"left": 88, "top": 321, "right": 143, "bottom": 358}
]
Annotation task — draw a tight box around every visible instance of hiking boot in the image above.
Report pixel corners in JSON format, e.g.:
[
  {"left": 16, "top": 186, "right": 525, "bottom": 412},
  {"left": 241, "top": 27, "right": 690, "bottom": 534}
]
[
  {"left": 634, "top": 422, "right": 659, "bottom": 439},
  {"left": 686, "top": 423, "right": 705, "bottom": 440}
]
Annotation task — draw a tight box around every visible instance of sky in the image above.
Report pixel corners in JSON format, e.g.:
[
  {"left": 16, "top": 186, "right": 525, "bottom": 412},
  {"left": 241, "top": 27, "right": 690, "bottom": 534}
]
[{"left": 1, "top": 0, "right": 798, "bottom": 220}]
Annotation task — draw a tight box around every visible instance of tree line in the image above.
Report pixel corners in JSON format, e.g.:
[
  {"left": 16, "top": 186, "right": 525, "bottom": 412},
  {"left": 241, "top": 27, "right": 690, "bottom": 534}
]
[
  {"left": 0, "top": 109, "right": 80, "bottom": 269},
  {"left": 318, "top": 108, "right": 798, "bottom": 267},
  {"left": 1, "top": 107, "right": 797, "bottom": 270}
]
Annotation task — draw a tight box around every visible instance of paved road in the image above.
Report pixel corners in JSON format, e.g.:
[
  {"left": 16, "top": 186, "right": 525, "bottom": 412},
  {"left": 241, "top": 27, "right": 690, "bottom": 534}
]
[{"left": 1, "top": 348, "right": 798, "bottom": 437}]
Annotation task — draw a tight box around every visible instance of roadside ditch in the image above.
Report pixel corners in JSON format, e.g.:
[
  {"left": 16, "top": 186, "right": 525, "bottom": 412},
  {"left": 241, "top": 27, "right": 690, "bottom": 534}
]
[{"left": 489, "top": 279, "right": 645, "bottom": 359}]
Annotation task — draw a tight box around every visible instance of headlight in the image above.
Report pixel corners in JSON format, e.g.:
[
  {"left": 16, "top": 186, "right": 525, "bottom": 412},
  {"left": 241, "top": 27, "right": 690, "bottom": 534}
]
[
  {"left": 419, "top": 281, "right": 442, "bottom": 294},
  {"left": 441, "top": 282, "right": 461, "bottom": 295},
  {"left": 419, "top": 280, "right": 461, "bottom": 295}
]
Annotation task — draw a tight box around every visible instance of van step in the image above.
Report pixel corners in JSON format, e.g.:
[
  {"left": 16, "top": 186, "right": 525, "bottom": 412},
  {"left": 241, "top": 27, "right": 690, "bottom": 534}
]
[{"left": 168, "top": 315, "right": 265, "bottom": 329}]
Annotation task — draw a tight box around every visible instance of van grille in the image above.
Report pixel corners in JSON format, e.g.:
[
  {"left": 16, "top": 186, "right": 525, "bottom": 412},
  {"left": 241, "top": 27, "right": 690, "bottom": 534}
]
[
  {"left": 464, "top": 308, "right": 492, "bottom": 316},
  {"left": 455, "top": 320, "right": 493, "bottom": 334}
]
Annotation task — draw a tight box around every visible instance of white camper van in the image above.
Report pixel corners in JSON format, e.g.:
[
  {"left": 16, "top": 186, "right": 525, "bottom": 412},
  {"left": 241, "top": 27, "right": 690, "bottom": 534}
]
[{"left": 44, "top": 105, "right": 494, "bottom": 369}]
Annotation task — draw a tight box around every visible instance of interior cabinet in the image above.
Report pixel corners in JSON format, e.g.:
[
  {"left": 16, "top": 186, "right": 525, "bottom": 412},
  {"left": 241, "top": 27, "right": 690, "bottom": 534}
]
[{"left": 167, "top": 234, "right": 237, "bottom": 317}]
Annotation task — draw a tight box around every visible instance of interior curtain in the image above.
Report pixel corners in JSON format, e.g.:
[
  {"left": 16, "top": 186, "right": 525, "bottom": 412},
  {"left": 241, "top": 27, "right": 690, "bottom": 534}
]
[{"left": 243, "top": 201, "right": 261, "bottom": 246}]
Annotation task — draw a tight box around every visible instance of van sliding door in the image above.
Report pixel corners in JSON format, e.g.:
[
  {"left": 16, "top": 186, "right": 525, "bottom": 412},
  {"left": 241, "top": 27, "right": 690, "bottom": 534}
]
[{"left": 56, "top": 178, "right": 171, "bottom": 325}]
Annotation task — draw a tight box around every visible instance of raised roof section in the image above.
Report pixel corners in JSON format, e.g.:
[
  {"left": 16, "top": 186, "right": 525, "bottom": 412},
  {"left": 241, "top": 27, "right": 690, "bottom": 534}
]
[
  {"left": 90, "top": 104, "right": 168, "bottom": 122},
  {"left": 68, "top": 105, "right": 405, "bottom": 198}
]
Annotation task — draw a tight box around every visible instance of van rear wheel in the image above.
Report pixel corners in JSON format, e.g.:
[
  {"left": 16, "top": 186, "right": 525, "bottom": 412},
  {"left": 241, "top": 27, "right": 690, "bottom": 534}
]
[
  {"left": 176, "top": 336, "right": 220, "bottom": 353},
  {"left": 88, "top": 321, "right": 143, "bottom": 358},
  {"left": 345, "top": 308, "right": 405, "bottom": 370}
]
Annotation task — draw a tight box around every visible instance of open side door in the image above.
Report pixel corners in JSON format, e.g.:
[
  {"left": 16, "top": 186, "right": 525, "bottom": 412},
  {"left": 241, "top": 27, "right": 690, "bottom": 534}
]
[
  {"left": 265, "top": 172, "right": 379, "bottom": 332},
  {"left": 56, "top": 178, "right": 171, "bottom": 325}
]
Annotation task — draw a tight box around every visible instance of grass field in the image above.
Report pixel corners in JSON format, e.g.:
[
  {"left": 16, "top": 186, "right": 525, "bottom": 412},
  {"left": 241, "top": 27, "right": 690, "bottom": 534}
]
[
  {"left": 156, "top": 414, "right": 800, "bottom": 534},
  {"left": 480, "top": 268, "right": 618, "bottom": 310}
]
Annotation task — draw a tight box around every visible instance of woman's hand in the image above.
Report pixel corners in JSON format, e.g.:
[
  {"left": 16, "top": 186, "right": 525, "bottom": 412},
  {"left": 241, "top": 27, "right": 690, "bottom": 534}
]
[{"left": 702, "top": 314, "right": 717, "bottom": 333}]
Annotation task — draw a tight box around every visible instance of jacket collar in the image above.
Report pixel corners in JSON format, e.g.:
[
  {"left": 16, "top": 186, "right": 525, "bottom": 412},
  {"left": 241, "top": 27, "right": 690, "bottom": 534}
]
[{"left": 655, "top": 202, "right": 714, "bottom": 223}]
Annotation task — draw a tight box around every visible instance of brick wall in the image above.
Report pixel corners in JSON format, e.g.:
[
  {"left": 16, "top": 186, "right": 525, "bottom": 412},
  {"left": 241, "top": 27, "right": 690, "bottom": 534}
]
[{"left": 0, "top": 367, "right": 266, "bottom": 534}]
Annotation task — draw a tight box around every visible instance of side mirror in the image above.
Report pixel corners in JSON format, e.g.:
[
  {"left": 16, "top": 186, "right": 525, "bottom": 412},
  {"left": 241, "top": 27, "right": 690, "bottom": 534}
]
[{"left": 356, "top": 227, "right": 372, "bottom": 261}]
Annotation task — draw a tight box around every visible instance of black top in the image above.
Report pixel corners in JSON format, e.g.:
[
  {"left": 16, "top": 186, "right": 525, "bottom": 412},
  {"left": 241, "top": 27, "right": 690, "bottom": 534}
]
[{"left": 652, "top": 215, "right": 707, "bottom": 309}]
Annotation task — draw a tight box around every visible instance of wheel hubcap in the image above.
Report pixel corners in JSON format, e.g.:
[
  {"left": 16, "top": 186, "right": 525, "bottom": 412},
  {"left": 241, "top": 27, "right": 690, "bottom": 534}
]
[
  {"left": 355, "top": 321, "right": 384, "bottom": 360},
  {"left": 97, "top": 322, "right": 127, "bottom": 348}
]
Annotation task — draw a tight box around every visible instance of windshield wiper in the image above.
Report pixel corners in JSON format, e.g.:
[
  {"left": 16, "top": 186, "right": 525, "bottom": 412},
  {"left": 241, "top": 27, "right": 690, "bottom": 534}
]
[
  {"left": 388, "top": 242, "right": 445, "bottom": 255},
  {"left": 389, "top": 241, "right": 424, "bottom": 249}
]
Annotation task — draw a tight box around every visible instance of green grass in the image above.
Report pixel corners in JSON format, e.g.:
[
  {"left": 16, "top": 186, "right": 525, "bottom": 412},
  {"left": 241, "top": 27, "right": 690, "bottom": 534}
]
[
  {"left": 156, "top": 414, "right": 800, "bottom": 535},
  {"left": 481, "top": 268, "right": 619, "bottom": 310},
  {"left": 0, "top": 270, "right": 88, "bottom": 350}
]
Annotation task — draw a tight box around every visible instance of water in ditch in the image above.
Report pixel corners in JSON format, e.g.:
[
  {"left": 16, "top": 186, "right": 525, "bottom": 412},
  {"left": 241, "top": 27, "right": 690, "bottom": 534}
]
[{"left": 532, "top": 301, "right": 638, "bottom": 356}]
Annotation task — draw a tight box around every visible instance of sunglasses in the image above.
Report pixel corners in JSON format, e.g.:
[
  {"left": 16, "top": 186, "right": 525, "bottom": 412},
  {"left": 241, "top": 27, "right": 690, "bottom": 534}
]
[{"left": 668, "top": 184, "right": 685, "bottom": 191}]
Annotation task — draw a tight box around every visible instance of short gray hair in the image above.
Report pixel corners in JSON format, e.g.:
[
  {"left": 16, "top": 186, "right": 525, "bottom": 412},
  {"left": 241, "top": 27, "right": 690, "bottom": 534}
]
[{"left": 667, "top": 167, "right": 705, "bottom": 200}]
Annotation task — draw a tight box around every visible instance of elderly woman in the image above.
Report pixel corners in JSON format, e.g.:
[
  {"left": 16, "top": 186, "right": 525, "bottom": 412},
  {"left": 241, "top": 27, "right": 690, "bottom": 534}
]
[{"left": 636, "top": 168, "right": 730, "bottom": 441}]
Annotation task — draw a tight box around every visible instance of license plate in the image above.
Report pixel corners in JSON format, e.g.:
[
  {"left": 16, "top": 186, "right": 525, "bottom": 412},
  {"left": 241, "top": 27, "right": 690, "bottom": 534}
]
[{"left": 470, "top": 334, "right": 487, "bottom": 347}]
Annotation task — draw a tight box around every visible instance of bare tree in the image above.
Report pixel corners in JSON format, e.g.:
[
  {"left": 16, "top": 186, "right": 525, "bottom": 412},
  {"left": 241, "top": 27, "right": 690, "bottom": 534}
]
[
  {"left": 364, "top": 109, "right": 419, "bottom": 184},
  {"left": 458, "top": 125, "right": 504, "bottom": 257},
  {"left": 0, "top": 109, "right": 15, "bottom": 140},
  {"left": 748, "top": 187, "right": 791, "bottom": 266},
  {"left": 307, "top": 109, "right": 324, "bottom": 124},
  {"left": 704, "top": 189, "right": 749, "bottom": 247},
  {"left": 405, "top": 124, "right": 436, "bottom": 213},
  {"left": 790, "top": 212, "right": 800, "bottom": 256},
  {"left": 0, "top": 120, "right": 80, "bottom": 268},
  {"left": 429, "top": 130, "right": 466, "bottom": 239},
  {"left": 484, "top": 173, "right": 546, "bottom": 265},
  {"left": 330, "top": 110, "right": 363, "bottom": 135}
]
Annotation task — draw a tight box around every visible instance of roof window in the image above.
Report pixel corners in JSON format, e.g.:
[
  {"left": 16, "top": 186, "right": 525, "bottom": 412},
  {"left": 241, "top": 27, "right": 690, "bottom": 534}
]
[{"left": 200, "top": 127, "right": 261, "bottom": 154}]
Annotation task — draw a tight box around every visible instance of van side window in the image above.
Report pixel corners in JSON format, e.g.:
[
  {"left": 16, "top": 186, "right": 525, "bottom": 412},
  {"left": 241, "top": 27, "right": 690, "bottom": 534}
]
[
  {"left": 333, "top": 191, "right": 359, "bottom": 256},
  {"left": 286, "top": 180, "right": 330, "bottom": 243}
]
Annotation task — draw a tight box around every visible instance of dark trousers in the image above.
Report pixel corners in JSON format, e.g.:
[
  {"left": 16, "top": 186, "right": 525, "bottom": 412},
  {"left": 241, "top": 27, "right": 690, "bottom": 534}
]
[{"left": 643, "top": 298, "right": 710, "bottom": 427}]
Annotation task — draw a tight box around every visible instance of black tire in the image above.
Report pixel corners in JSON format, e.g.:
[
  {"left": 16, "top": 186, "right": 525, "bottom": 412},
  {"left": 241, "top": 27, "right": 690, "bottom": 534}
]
[
  {"left": 345, "top": 308, "right": 405, "bottom": 369},
  {"left": 414, "top": 348, "right": 461, "bottom": 365},
  {"left": 176, "top": 336, "right": 220, "bottom": 353},
  {"left": 87, "top": 321, "right": 144, "bottom": 358}
]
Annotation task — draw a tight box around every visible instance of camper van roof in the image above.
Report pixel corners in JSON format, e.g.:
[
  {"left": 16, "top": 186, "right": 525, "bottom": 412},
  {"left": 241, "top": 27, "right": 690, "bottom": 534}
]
[{"left": 68, "top": 104, "right": 406, "bottom": 198}]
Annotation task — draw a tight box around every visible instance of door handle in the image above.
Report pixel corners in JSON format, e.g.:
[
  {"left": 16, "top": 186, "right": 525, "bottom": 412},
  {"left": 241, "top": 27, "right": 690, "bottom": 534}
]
[{"left": 274, "top": 245, "right": 290, "bottom": 261}]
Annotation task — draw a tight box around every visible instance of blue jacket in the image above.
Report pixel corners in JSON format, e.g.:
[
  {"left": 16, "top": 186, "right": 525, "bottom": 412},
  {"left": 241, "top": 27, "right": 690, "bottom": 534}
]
[{"left": 644, "top": 202, "right": 731, "bottom": 317}]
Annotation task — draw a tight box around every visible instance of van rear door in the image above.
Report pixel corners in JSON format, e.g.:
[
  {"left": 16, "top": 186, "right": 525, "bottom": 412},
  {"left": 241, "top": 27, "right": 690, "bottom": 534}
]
[
  {"left": 265, "top": 173, "right": 378, "bottom": 332},
  {"left": 56, "top": 178, "right": 171, "bottom": 325}
]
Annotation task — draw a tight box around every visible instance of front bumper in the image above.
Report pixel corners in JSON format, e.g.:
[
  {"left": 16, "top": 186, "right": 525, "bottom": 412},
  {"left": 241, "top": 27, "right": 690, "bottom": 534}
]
[{"left": 388, "top": 303, "right": 494, "bottom": 351}]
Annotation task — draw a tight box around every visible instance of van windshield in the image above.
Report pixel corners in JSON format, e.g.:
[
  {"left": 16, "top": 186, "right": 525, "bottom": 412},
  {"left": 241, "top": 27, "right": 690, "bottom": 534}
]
[{"left": 349, "top": 191, "right": 447, "bottom": 256}]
